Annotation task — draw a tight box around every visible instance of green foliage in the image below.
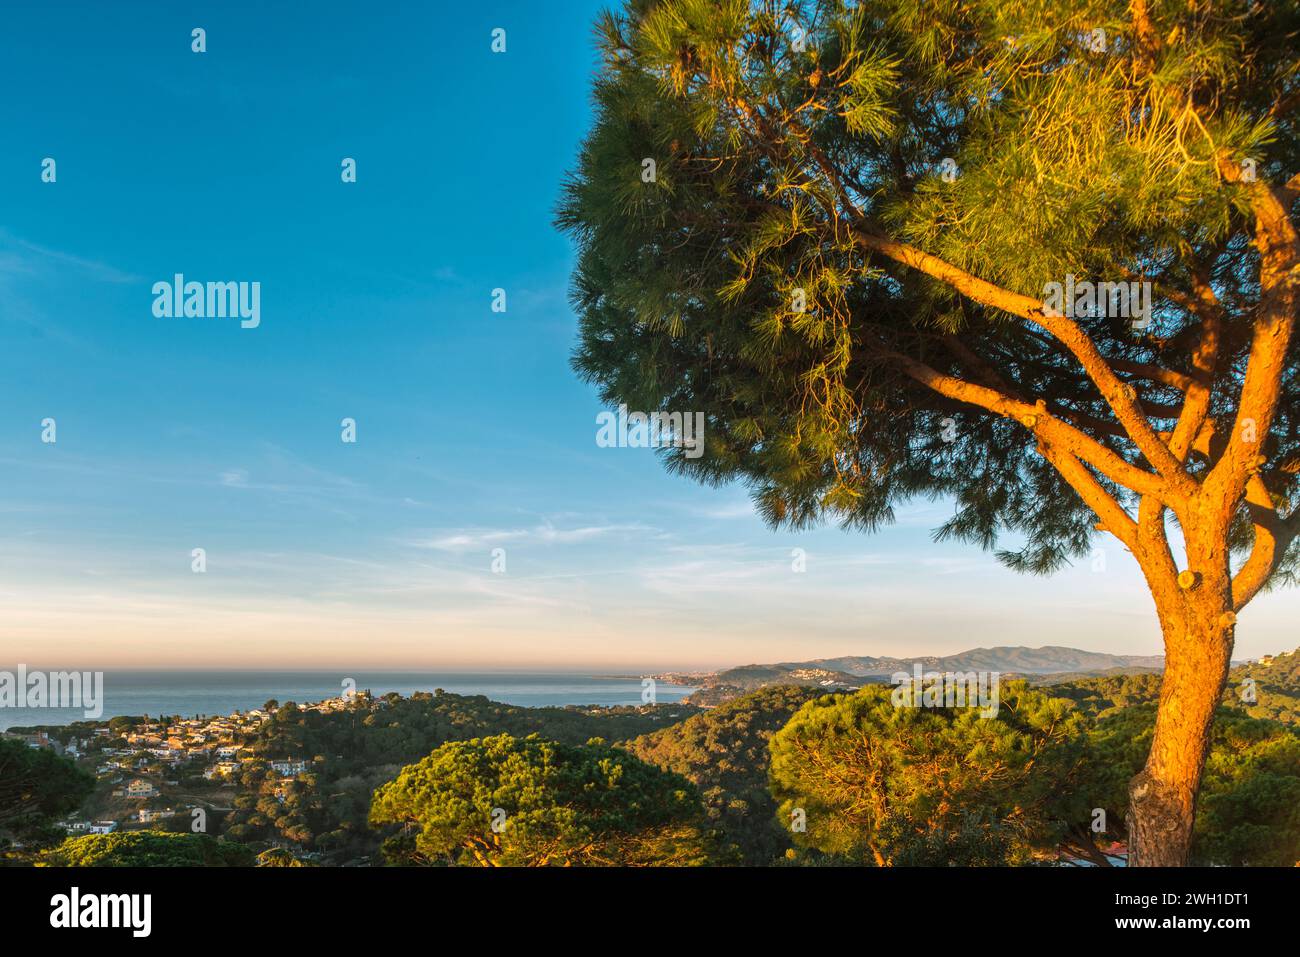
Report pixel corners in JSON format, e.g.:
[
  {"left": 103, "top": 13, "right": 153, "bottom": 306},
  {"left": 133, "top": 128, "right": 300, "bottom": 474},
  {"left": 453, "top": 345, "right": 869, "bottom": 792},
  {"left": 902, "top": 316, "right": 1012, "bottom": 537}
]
[
  {"left": 1225, "top": 648, "right": 1300, "bottom": 726},
  {"left": 768, "top": 682, "right": 1093, "bottom": 864},
  {"left": 12, "top": 665, "right": 1298, "bottom": 867},
  {"left": 369, "top": 733, "right": 712, "bottom": 866},
  {"left": 217, "top": 690, "right": 697, "bottom": 860},
  {"left": 558, "top": 0, "right": 1300, "bottom": 577},
  {"left": 0, "top": 739, "right": 94, "bottom": 844},
  {"left": 1088, "top": 704, "right": 1300, "bottom": 865},
  {"left": 38, "top": 831, "right": 254, "bottom": 867},
  {"left": 1048, "top": 673, "right": 1163, "bottom": 717},
  {"left": 257, "top": 847, "right": 314, "bottom": 867},
  {"left": 623, "top": 685, "right": 826, "bottom": 863},
  {"left": 1054, "top": 652, "right": 1300, "bottom": 727},
  {"left": 1197, "top": 717, "right": 1300, "bottom": 866},
  {"left": 249, "top": 690, "right": 697, "bottom": 771}
]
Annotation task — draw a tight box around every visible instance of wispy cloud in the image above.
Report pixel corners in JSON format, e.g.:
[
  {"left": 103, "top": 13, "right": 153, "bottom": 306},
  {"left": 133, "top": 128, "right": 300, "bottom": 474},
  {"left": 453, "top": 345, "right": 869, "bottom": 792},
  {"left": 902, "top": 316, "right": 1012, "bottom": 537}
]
[
  {"left": 410, "top": 521, "right": 661, "bottom": 552},
  {"left": 214, "top": 444, "right": 368, "bottom": 519},
  {"left": 688, "top": 499, "right": 759, "bottom": 520},
  {"left": 0, "top": 230, "right": 140, "bottom": 285}
]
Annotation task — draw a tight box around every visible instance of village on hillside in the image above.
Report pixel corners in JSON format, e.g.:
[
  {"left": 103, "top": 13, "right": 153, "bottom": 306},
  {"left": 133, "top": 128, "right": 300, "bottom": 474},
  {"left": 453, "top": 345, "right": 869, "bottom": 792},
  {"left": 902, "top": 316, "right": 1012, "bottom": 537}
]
[{"left": 3, "top": 693, "right": 368, "bottom": 840}]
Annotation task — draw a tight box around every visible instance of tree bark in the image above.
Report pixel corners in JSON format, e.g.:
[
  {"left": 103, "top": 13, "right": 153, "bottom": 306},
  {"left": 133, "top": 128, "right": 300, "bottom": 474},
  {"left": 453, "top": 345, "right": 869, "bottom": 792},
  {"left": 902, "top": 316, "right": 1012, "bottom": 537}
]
[{"left": 1127, "top": 577, "right": 1235, "bottom": 866}]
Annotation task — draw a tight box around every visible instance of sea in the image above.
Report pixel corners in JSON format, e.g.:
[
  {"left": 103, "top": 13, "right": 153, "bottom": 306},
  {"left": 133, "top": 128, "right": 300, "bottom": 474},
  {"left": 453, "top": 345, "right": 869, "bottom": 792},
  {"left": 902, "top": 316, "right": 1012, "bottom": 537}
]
[{"left": 0, "top": 671, "right": 698, "bottom": 732}]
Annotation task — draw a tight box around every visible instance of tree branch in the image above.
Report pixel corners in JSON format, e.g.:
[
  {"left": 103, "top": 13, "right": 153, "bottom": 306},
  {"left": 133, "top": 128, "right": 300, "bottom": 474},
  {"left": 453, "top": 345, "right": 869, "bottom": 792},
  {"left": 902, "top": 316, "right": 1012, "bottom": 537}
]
[
  {"left": 1231, "top": 473, "right": 1300, "bottom": 610},
  {"left": 880, "top": 348, "right": 1172, "bottom": 503},
  {"left": 1204, "top": 154, "right": 1300, "bottom": 525},
  {"left": 851, "top": 225, "right": 1193, "bottom": 490}
]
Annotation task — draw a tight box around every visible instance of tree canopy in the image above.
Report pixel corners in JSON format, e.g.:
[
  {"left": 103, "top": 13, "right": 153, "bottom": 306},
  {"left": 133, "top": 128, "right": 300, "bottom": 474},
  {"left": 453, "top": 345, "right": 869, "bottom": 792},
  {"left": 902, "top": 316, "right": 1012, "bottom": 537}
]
[
  {"left": 623, "top": 684, "right": 825, "bottom": 862},
  {"left": 767, "top": 683, "right": 1095, "bottom": 864},
  {"left": 216, "top": 690, "right": 698, "bottom": 859},
  {"left": 369, "top": 733, "right": 712, "bottom": 866},
  {"left": 560, "top": 0, "right": 1299, "bottom": 575},
  {"left": 1088, "top": 702, "right": 1300, "bottom": 865},
  {"left": 559, "top": 0, "right": 1300, "bottom": 865},
  {"left": 37, "top": 831, "right": 254, "bottom": 868},
  {"left": 0, "top": 739, "right": 93, "bottom": 845}
]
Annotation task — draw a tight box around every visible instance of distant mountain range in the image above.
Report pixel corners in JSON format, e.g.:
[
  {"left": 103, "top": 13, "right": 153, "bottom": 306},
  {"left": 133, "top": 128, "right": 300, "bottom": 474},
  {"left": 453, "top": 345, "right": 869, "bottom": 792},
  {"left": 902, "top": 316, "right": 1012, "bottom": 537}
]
[
  {"left": 664, "top": 646, "right": 1168, "bottom": 703},
  {"left": 787, "top": 645, "right": 1166, "bottom": 677}
]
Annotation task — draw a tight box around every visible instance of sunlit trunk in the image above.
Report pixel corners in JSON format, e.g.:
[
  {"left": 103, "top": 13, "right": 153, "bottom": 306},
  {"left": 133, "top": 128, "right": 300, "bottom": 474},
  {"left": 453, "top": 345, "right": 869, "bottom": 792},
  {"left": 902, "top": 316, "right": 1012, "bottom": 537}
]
[{"left": 1127, "top": 532, "right": 1235, "bottom": 867}]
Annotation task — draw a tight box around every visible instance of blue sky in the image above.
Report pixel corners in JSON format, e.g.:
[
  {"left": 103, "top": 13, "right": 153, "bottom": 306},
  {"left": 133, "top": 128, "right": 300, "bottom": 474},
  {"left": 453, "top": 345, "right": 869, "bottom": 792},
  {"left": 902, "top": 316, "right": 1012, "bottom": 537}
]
[{"left": 0, "top": 0, "right": 1295, "bottom": 671}]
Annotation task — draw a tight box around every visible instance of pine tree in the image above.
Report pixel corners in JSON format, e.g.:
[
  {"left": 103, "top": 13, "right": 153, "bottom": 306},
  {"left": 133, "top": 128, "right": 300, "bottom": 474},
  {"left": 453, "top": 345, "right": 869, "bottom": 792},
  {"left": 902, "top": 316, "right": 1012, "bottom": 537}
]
[
  {"left": 768, "top": 684, "right": 1095, "bottom": 865},
  {"left": 558, "top": 0, "right": 1300, "bottom": 865},
  {"left": 369, "top": 734, "right": 711, "bottom": 866}
]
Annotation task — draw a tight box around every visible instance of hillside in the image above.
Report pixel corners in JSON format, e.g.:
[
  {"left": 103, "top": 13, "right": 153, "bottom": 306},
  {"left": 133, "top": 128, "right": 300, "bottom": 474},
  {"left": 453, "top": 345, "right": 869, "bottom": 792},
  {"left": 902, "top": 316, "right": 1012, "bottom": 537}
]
[
  {"left": 54, "top": 690, "right": 704, "bottom": 865},
  {"left": 679, "top": 645, "right": 1168, "bottom": 705},
  {"left": 1048, "top": 647, "right": 1300, "bottom": 725},
  {"left": 18, "top": 650, "right": 1300, "bottom": 868},
  {"left": 620, "top": 685, "right": 826, "bottom": 864},
  {"left": 791, "top": 645, "right": 1166, "bottom": 676},
  {"left": 1024, "top": 666, "right": 1164, "bottom": 687},
  {"left": 1226, "top": 647, "right": 1300, "bottom": 726},
  {"left": 706, "top": 664, "right": 875, "bottom": 693}
]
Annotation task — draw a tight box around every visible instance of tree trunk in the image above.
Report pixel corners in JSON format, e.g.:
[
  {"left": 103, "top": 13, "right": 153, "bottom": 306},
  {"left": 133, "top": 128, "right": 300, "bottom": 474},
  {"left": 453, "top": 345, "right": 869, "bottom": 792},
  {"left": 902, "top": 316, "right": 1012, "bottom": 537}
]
[{"left": 1126, "top": 588, "right": 1234, "bottom": 866}]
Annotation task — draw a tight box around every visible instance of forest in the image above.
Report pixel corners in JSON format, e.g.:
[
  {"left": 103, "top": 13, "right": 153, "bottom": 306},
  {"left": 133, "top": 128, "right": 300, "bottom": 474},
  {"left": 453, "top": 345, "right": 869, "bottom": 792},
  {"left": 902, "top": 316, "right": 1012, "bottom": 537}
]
[{"left": 5, "top": 649, "right": 1298, "bottom": 867}]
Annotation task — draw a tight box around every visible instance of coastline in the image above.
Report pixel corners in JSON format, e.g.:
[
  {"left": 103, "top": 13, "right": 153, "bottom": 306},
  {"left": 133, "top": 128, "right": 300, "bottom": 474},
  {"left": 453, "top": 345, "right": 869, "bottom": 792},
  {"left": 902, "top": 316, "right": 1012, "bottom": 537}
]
[{"left": 0, "top": 671, "right": 698, "bottom": 733}]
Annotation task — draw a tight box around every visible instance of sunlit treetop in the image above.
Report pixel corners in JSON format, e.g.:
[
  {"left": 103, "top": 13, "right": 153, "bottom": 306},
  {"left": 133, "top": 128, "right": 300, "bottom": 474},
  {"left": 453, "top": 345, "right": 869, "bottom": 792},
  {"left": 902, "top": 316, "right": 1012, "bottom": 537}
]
[{"left": 560, "top": 0, "right": 1300, "bottom": 586}]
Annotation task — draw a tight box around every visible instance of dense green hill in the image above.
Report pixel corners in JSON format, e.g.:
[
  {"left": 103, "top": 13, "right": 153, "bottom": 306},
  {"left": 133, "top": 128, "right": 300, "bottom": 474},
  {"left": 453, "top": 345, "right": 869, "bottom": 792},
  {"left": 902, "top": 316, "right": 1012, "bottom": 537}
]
[
  {"left": 219, "top": 691, "right": 701, "bottom": 861},
  {"left": 705, "top": 664, "right": 869, "bottom": 694},
  {"left": 1226, "top": 648, "right": 1300, "bottom": 726},
  {"left": 1050, "top": 648, "right": 1300, "bottom": 725},
  {"left": 1045, "top": 673, "right": 1165, "bottom": 717},
  {"left": 621, "top": 685, "right": 826, "bottom": 864},
  {"left": 249, "top": 690, "right": 699, "bottom": 770}
]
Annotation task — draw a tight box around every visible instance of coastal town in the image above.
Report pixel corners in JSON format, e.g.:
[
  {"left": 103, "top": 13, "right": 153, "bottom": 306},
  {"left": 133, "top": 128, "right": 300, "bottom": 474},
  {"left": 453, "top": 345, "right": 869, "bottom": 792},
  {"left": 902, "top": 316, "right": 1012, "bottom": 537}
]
[
  {"left": 2, "top": 683, "right": 708, "bottom": 866},
  {"left": 3, "top": 647, "right": 1297, "bottom": 871},
  {"left": 3, "top": 693, "right": 364, "bottom": 840},
  {"left": 7, "top": 649, "right": 1292, "bottom": 841}
]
